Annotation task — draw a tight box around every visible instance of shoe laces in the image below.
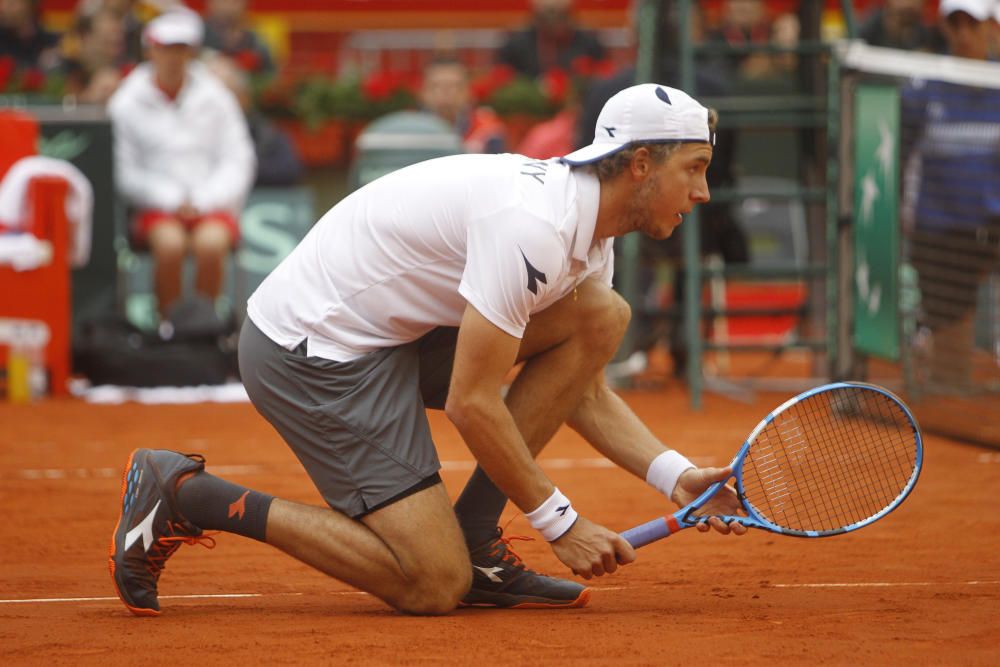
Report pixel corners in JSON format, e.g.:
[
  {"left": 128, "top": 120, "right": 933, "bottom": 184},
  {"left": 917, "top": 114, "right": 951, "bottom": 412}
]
[
  {"left": 144, "top": 521, "right": 217, "bottom": 579},
  {"left": 488, "top": 530, "right": 534, "bottom": 572}
]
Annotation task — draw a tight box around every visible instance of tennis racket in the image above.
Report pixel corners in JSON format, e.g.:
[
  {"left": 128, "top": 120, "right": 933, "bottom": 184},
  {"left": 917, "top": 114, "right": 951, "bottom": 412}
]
[{"left": 622, "top": 382, "right": 923, "bottom": 548}]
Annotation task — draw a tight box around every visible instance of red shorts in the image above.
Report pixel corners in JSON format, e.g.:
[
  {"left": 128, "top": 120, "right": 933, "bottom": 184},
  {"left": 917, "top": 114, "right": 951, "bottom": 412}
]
[{"left": 132, "top": 209, "right": 240, "bottom": 248}]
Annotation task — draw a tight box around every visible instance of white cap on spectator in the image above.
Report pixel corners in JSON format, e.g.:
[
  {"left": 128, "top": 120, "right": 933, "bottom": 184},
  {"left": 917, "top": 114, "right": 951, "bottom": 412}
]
[
  {"left": 938, "top": 0, "right": 993, "bottom": 20},
  {"left": 561, "top": 84, "right": 714, "bottom": 166},
  {"left": 144, "top": 8, "right": 204, "bottom": 47}
]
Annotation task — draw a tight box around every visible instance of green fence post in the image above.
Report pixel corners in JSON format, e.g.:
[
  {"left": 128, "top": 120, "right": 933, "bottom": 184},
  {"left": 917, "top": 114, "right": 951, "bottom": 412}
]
[
  {"left": 678, "top": 0, "right": 703, "bottom": 409},
  {"left": 615, "top": 0, "right": 661, "bottom": 364}
]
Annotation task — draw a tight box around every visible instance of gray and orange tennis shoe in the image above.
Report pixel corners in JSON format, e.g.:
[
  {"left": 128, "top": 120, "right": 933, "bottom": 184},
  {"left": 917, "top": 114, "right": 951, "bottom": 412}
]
[
  {"left": 109, "top": 449, "right": 216, "bottom": 616},
  {"left": 460, "top": 528, "right": 591, "bottom": 609}
]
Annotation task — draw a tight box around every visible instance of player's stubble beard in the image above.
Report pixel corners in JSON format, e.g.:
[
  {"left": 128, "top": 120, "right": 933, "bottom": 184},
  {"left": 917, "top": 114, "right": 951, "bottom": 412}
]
[{"left": 625, "top": 172, "right": 672, "bottom": 240}]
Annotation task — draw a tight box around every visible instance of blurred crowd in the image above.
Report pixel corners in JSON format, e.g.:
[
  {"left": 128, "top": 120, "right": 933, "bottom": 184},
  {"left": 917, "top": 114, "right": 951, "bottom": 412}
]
[
  {"left": 3, "top": 0, "right": 1000, "bottom": 346},
  {"left": 3, "top": 1, "right": 996, "bottom": 164},
  {"left": 3, "top": 1, "right": 997, "bottom": 154}
]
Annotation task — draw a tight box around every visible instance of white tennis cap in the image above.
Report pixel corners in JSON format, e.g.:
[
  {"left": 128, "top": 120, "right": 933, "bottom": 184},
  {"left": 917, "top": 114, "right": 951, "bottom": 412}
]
[
  {"left": 561, "top": 83, "right": 713, "bottom": 166},
  {"left": 144, "top": 8, "right": 204, "bottom": 47},
  {"left": 938, "top": 0, "right": 993, "bottom": 20}
]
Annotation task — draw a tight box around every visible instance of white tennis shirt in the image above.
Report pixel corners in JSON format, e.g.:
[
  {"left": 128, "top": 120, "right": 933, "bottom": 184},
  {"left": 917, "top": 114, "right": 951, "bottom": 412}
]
[{"left": 247, "top": 153, "right": 613, "bottom": 361}]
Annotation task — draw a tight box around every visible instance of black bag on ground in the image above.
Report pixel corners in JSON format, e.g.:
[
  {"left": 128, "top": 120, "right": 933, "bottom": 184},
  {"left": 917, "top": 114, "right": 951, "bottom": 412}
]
[{"left": 73, "top": 297, "right": 237, "bottom": 387}]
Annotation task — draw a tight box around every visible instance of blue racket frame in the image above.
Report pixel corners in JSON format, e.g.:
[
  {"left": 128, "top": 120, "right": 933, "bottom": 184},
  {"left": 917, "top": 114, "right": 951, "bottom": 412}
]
[{"left": 621, "top": 382, "right": 924, "bottom": 549}]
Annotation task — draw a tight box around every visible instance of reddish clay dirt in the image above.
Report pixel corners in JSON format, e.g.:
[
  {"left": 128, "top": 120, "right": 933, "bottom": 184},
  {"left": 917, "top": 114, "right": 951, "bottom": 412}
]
[{"left": 1, "top": 385, "right": 998, "bottom": 666}]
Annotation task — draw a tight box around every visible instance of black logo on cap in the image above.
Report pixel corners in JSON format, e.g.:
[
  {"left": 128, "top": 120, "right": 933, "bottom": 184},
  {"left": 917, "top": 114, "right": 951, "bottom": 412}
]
[
  {"left": 603, "top": 126, "right": 617, "bottom": 137},
  {"left": 656, "top": 87, "right": 672, "bottom": 105}
]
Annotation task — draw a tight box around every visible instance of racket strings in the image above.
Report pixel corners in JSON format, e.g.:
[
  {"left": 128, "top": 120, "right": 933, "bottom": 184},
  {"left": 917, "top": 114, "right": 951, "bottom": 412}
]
[
  {"left": 791, "top": 390, "right": 914, "bottom": 528},
  {"left": 776, "top": 396, "right": 912, "bottom": 528},
  {"left": 784, "top": 392, "right": 914, "bottom": 529},
  {"left": 741, "top": 388, "right": 918, "bottom": 533}
]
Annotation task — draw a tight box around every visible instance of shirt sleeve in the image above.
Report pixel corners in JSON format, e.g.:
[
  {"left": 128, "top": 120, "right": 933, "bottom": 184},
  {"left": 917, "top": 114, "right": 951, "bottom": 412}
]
[
  {"left": 459, "top": 211, "right": 566, "bottom": 339},
  {"left": 593, "top": 239, "right": 614, "bottom": 288}
]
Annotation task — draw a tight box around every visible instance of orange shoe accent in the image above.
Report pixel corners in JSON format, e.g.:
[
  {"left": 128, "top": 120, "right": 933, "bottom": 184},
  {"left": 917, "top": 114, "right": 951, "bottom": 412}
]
[
  {"left": 489, "top": 532, "right": 532, "bottom": 567},
  {"left": 460, "top": 529, "right": 591, "bottom": 609},
  {"left": 108, "top": 449, "right": 217, "bottom": 617},
  {"left": 108, "top": 559, "right": 160, "bottom": 617},
  {"left": 228, "top": 490, "right": 249, "bottom": 520},
  {"left": 109, "top": 450, "right": 160, "bottom": 617},
  {"left": 508, "top": 586, "right": 592, "bottom": 609},
  {"left": 175, "top": 470, "right": 198, "bottom": 490}
]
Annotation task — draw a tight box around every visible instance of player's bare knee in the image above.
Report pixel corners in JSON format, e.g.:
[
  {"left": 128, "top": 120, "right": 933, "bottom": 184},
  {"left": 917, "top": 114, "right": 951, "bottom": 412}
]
[{"left": 395, "top": 567, "right": 470, "bottom": 615}]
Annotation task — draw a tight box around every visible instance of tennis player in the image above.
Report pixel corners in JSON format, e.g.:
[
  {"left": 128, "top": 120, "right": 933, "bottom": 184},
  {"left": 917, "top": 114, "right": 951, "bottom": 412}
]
[{"left": 109, "top": 84, "right": 747, "bottom": 617}]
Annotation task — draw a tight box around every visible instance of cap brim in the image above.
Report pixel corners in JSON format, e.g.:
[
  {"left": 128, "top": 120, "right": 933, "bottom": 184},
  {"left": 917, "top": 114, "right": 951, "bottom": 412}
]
[
  {"left": 940, "top": 1, "right": 991, "bottom": 20},
  {"left": 559, "top": 141, "right": 628, "bottom": 166},
  {"left": 149, "top": 38, "right": 198, "bottom": 46}
]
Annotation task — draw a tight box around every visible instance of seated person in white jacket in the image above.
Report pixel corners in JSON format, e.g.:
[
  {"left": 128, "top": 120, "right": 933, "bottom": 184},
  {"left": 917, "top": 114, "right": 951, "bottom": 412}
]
[{"left": 108, "top": 8, "right": 255, "bottom": 317}]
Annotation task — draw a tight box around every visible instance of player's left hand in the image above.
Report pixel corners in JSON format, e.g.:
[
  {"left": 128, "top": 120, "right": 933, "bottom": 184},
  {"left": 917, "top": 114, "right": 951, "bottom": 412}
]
[{"left": 672, "top": 466, "right": 748, "bottom": 536}]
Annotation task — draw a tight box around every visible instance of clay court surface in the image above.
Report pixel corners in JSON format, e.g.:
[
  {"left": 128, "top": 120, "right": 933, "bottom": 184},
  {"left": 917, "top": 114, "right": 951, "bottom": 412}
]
[{"left": 1, "top": 385, "right": 998, "bottom": 666}]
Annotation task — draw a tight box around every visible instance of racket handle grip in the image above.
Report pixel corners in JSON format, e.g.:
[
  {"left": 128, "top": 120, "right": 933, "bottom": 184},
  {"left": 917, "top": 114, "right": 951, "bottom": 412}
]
[{"left": 621, "top": 515, "right": 679, "bottom": 549}]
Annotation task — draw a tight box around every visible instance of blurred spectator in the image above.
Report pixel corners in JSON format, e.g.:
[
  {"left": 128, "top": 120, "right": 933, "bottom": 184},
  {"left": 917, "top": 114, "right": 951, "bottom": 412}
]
[
  {"left": 516, "top": 105, "right": 576, "bottom": 159},
  {"left": 857, "top": 0, "right": 945, "bottom": 52},
  {"left": 993, "top": 4, "right": 1000, "bottom": 58},
  {"left": 577, "top": 1, "right": 748, "bottom": 376},
  {"left": 77, "top": 65, "right": 122, "bottom": 103},
  {"left": 204, "top": 52, "right": 303, "bottom": 186},
  {"left": 903, "top": 0, "right": 1000, "bottom": 390},
  {"left": 108, "top": 9, "right": 255, "bottom": 317},
  {"left": 74, "top": 0, "right": 160, "bottom": 64},
  {"left": 420, "top": 55, "right": 506, "bottom": 154},
  {"left": 769, "top": 11, "right": 800, "bottom": 75},
  {"left": 704, "top": 0, "right": 799, "bottom": 86},
  {"left": 0, "top": 0, "right": 60, "bottom": 69},
  {"left": 936, "top": 0, "right": 993, "bottom": 59},
  {"left": 497, "top": 0, "right": 605, "bottom": 79},
  {"left": 57, "top": 7, "right": 127, "bottom": 103},
  {"left": 202, "top": 0, "right": 273, "bottom": 75},
  {"left": 515, "top": 66, "right": 585, "bottom": 158}
]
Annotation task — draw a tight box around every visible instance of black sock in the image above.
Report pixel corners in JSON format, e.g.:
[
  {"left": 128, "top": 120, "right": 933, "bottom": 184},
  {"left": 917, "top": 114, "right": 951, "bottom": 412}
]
[
  {"left": 176, "top": 471, "right": 273, "bottom": 542},
  {"left": 453, "top": 466, "right": 508, "bottom": 548}
]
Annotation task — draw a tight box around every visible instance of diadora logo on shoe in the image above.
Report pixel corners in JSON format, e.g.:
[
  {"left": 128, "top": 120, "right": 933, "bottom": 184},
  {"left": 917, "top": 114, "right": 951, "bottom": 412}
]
[
  {"left": 124, "top": 500, "right": 161, "bottom": 553},
  {"left": 228, "top": 490, "right": 249, "bottom": 520},
  {"left": 474, "top": 565, "right": 505, "bottom": 583}
]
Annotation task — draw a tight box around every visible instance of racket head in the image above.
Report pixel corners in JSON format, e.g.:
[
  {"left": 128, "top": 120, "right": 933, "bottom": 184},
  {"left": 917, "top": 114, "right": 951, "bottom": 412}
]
[{"left": 677, "top": 382, "right": 922, "bottom": 537}]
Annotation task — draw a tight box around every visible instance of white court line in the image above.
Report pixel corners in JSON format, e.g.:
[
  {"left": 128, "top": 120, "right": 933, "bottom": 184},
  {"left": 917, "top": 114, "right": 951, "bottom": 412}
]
[
  {"left": 766, "top": 581, "right": 1000, "bottom": 589},
  {"left": 6, "top": 581, "right": 996, "bottom": 606},
  {"left": 0, "top": 592, "right": 372, "bottom": 605}
]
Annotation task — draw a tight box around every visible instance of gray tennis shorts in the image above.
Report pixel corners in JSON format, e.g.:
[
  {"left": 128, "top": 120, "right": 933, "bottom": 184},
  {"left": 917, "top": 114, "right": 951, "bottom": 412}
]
[{"left": 238, "top": 318, "right": 456, "bottom": 518}]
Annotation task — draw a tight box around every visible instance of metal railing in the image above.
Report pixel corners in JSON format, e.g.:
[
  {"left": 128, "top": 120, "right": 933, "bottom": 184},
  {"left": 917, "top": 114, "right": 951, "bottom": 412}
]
[{"left": 622, "top": 0, "right": 857, "bottom": 408}]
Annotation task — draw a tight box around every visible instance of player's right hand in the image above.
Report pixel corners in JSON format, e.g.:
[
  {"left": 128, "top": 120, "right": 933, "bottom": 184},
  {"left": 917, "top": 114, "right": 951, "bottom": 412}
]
[
  {"left": 674, "top": 466, "right": 748, "bottom": 536},
  {"left": 551, "top": 516, "right": 636, "bottom": 579}
]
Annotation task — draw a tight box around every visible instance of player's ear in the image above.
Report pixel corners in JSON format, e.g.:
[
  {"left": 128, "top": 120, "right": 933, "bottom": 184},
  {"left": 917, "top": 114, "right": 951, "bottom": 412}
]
[{"left": 630, "top": 147, "right": 651, "bottom": 180}]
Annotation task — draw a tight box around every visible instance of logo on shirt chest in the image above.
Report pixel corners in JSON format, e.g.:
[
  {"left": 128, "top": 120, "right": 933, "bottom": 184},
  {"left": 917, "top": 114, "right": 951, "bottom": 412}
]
[
  {"left": 518, "top": 247, "right": 548, "bottom": 295},
  {"left": 520, "top": 160, "right": 548, "bottom": 185}
]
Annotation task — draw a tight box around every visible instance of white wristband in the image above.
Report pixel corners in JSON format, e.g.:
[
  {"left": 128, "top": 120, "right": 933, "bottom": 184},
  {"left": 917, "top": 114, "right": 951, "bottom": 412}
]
[
  {"left": 646, "top": 450, "right": 696, "bottom": 501},
  {"left": 525, "top": 487, "right": 578, "bottom": 542}
]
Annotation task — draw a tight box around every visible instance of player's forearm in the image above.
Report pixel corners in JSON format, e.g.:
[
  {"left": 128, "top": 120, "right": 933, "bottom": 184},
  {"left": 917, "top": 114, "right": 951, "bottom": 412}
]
[
  {"left": 446, "top": 393, "right": 554, "bottom": 513},
  {"left": 566, "top": 379, "right": 671, "bottom": 480}
]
